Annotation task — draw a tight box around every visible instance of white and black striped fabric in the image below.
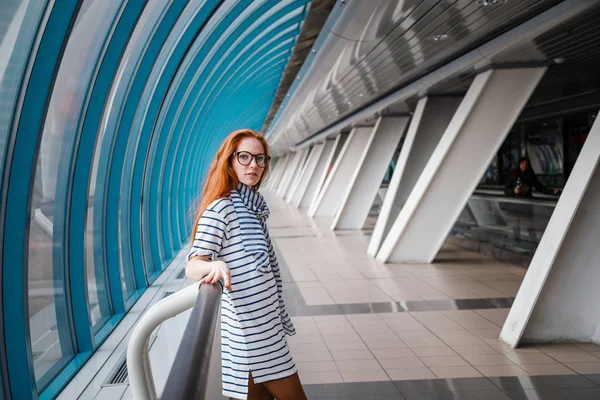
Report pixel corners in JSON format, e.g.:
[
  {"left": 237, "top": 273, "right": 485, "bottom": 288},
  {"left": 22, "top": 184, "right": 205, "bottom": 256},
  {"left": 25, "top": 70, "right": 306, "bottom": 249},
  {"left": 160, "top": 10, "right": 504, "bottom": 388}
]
[{"left": 188, "top": 183, "right": 297, "bottom": 399}]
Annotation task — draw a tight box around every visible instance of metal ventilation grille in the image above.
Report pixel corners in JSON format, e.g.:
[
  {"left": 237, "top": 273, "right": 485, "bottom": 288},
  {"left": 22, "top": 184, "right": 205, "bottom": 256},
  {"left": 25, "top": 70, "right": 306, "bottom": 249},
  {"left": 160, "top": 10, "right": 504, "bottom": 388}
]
[
  {"left": 105, "top": 353, "right": 129, "bottom": 386},
  {"left": 176, "top": 268, "right": 186, "bottom": 279},
  {"left": 163, "top": 291, "right": 175, "bottom": 298},
  {"left": 104, "top": 334, "right": 159, "bottom": 386},
  {"left": 107, "top": 359, "right": 128, "bottom": 385}
]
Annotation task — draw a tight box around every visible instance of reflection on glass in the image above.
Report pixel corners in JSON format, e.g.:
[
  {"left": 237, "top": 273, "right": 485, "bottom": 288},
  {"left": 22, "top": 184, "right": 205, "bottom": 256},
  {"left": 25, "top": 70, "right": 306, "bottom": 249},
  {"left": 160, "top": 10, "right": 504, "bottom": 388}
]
[
  {"left": 0, "top": 0, "right": 47, "bottom": 192},
  {"left": 452, "top": 194, "right": 556, "bottom": 258},
  {"left": 27, "top": 0, "right": 121, "bottom": 390},
  {"left": 0, "top": 0, "right": 67, "bottom": 393}
]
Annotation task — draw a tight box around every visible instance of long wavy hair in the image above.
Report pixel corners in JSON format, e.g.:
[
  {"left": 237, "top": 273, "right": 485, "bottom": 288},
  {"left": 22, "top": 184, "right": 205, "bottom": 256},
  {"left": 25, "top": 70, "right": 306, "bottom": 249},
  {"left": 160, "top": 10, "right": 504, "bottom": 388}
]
[{"left": 191, "top": 129, "right": 270, "bottom": 240}]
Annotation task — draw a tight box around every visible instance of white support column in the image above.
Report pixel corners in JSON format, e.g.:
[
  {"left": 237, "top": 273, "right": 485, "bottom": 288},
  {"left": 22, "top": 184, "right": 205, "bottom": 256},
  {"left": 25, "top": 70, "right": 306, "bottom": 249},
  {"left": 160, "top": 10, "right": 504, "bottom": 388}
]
[
  {"left": 367, "top": 96, "right": 462, "bottom": 256},
  {"left": 308, "top": 126, "right": 374, "bottom": 218},
  {"left": 332, "top": 116, "right": 409, "bottom": 231},
  {"left": 276, "top": 151, "right": 302, "bottom": 197},
  {"left": 265, "top": 157, "right": 282, "bottom": 191},
  {"left": 376, "top": 67, "right": 546, "bottom": 263},
  {"left": 302, "top": 138, "right": 339, "bottom": 210},
  {"left": 285, "top": 148, "right": 310, "bottom": 202},
  {"left": 500, "top": 113, "right": 600, "bottom": 348},
  {"left": 289, "top": 143, "right": 324, "bottom": 207},
  {"left": 268, "top": 154, "right": 290, "bottom": 192}
]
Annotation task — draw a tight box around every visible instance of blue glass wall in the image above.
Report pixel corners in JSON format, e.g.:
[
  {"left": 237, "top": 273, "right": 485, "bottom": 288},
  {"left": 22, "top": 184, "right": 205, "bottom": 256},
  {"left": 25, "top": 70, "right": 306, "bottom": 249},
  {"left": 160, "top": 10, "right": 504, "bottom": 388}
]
[{"left": 0, "top": 0, "right": 311, "bottom": 398}]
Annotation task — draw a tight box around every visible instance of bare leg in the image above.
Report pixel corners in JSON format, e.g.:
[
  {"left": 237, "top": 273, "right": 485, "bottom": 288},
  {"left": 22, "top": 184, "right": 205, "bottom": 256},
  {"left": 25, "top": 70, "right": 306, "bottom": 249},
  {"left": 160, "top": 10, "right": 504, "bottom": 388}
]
[
  {"left": 262, "top": 372, "right": 307, "bottom": 400},
  {"left": 247, "top": 371, "right": 274, "bottom": 400}
]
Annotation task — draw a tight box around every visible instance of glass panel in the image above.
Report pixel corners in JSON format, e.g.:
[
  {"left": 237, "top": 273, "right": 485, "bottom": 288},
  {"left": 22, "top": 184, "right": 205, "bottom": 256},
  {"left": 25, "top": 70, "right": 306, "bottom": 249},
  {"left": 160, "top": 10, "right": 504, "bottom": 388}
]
[
  {"left": 27, "top": 0, "right": 121, "bottom": 389},
  {"left": 451, "top": 195, "right": 556, "bottom": 259},
  {"left": 90, "top": 0, "right": 169, "bottom": 301},
  {"left": 74, "top": 1, "right": 123, "bottom": 333},
  {"left": 0, "top": 0, "right": 48, "bottom": 191}
]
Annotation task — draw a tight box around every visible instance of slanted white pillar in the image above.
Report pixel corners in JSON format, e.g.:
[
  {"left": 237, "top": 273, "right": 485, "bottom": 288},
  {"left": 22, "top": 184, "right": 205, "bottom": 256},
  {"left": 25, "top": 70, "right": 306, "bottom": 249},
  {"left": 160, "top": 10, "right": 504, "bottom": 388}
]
[
  {"left": 500, "top": 113, "right": 600, "bottom": 347},
  {"left": 265, "top": 156, "right": 284, "bottom": 191},
  {"left": 302, "top": 138, "right": 339, "bottom": 210},
  {"left": 276, "top": 151, "right": 303, "bottom": 197},
  {"left": 285, "top": 148, "right": 310, "bottom": 202},
  {"left": 376, "top": 67, "right": 546, "bottom": 263},
  {"left": 289, "top": 143, "right": 325, "bottom": 208},
  {"left": 268, "top": 154, "right": 290, "bottom": 192},
  {"left": 367, "top": 97, "right": 462, "bottom": 256},
  {"left": 332, "top": 116, "right": 409, "bottom": 231},
  {"left": 308, "top": 127, "right": 374, "bottom": 218}
]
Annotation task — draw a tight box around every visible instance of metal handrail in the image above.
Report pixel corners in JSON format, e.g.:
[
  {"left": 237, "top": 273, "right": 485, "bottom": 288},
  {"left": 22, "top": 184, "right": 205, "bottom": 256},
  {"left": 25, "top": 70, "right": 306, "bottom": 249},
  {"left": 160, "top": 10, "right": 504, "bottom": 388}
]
[
  {"left": 127, "top": 282, "right": 222, "bottom": 399},
  {"left": 161, "top": 283, "right": 222, "bottom": 399},
  {"left": 471, "top": 192, "right": 557, "bottom": 207}
]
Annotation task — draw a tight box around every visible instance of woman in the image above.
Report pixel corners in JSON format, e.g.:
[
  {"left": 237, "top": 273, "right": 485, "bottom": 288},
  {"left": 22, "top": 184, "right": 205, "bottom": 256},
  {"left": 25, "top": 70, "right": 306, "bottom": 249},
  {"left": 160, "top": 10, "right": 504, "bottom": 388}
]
[
  {"left": 186, "top": 129, "right": 306, "bottom": 400},
  {"left": 504, "top": 157, "right": 560, "bottom": 198}
]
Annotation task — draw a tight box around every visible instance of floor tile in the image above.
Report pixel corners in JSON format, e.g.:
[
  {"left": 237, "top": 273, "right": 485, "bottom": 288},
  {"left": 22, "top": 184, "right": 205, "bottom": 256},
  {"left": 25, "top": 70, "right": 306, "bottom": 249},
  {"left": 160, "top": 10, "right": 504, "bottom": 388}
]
[
  {"left": 330, "top": 350, "right": 375, "bottom": 361},
  {"left": 358, "top": 332, "right": 399, "bottom": 341},
  {"left": 452, "top": 390, "right": 511, "bottom": 400},
  {"left": 304, "top": 381, "right": 400, "bottom": 398},
  {"left": 293, "top": 351, "right": 333, "bottom": 362},
  {"left": 397, "top": 335, "right": 446, "bottom": 348},
  {"left": 335, "top": 359, "right": 382, "bottom": 371},
  {"left": 371, "top": 348, "right": 416, "bottom": 359},
  {"left": 326, "top": 341, "right": 368, "bottom": 351},
  {"left": 434, "top": 330, "right": 487, "bottom": 346},
  {"left": 575, "top": 344, "right": 600, "bottom": 352},
  {"left": 411, "top": 346, "right": 457, "bottom": 357},
  {"left": 451, "top": 345, "right": 500, "bottom": 356},
  {"left": 519, "top": 363, "right": 577, "bottom": 375},
  {"left": 296, "top": 361, "right": 338, "bottom": 373},
  {"left": 474, "top": 364, "right": 529, "bottom": 377},
  {"left": 379, "top": 357, "right": 426, "bottom": 369},
  {"left": 462, "top": 354, "right": 514, "bottom": 366},
  {"left": 527, "top": 374, "right": 599, "bottom": 388},
  {"left": 289, "top": 341, "right": 329, "bottom": 353},
  {"left": 487, "top": 376, "right": 538, "bottom": 390},
  {"left": 502, "top": 388, "right": 565, "bottom": 400},
  {"left": 583, "top": 374, "right": 600, "bottom": 385},
  {"left": 488, "top": 344, "right": 541, "bottom": 355},
  {"left": 549, "top": 352, "right": 600, "bottom": 363},
  {"left": 420, "top": 356, "right": 469, "bottom": 367},
  {"left": 386, "top": 367, "right": 436, "bottom": 381},
  {"left": 430, "top": 366, "right": 483, "bottom": 379},
  {"left": 340, "top": 369, "right": 390, "bottom": 383},
  {"left": 553, "top": 387, "right": 600, "bottom": 400},
  {"left": 536, "top": 344, "right": 586, "bottom": 353},
  {"left": 503, "top": 352, "right": 556, "bottom": 364},
  {"left": 299, "top": 371, "right": 344, "bottom": 385},
  {"left": 455, "top": 321, "right": 501, "bottom": 330},
  {"left": 564, "top": 362, "right": 600, "bottom": 374},
  {"left": 395, "top": 377, "right": 497, "bottom": 393},
  {"left": 364, "top": 338, "right": 407, "bottom": 350},
  {"left": 397, "top": 391, "right": 457, "bottom": 400}
]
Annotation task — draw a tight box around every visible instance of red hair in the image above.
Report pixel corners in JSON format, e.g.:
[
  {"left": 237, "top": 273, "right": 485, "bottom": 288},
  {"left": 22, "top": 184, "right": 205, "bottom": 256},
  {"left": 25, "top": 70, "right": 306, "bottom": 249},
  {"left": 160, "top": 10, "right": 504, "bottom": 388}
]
[{"left": 191, "top": 129, "right": 270, "bottom": 239}]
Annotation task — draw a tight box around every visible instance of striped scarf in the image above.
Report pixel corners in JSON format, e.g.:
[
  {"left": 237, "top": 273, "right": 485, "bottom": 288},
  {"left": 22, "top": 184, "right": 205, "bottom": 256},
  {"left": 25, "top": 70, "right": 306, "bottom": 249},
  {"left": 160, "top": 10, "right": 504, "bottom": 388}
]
[{"left": 230, "top": 183, "right": 272, "bottom": 274}]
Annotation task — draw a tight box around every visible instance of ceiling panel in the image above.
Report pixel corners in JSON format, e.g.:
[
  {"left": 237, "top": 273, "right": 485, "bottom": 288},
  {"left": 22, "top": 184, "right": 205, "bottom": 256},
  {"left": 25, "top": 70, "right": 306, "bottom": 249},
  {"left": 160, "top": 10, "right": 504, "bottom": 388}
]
[{"left": 267, "top": 0, "right": 568, "bottom": 154}]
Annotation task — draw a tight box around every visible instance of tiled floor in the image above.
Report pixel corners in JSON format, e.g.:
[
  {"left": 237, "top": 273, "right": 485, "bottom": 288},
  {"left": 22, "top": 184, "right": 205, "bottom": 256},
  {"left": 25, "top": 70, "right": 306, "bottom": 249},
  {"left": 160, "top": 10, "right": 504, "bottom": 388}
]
[
  {"left": 260, "top": 192, "right": 600, "bottom": 396},
  {"left": 73, "top": 191, "right": 600, "bottom": 399}
]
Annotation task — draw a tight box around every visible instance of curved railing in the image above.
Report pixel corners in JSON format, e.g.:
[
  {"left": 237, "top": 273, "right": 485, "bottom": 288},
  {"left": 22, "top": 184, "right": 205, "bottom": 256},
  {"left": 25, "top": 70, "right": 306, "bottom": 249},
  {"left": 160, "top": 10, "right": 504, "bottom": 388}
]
[{"left": 127, "top": 282, "right": 222, "bottom": 399}]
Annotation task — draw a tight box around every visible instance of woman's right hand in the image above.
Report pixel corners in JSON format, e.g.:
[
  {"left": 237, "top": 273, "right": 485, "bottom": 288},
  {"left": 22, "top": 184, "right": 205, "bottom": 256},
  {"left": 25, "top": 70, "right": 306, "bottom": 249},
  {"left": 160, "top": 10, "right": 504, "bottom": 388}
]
[{"left": 201, "top": 260, "right": 232, "bottom": 291}]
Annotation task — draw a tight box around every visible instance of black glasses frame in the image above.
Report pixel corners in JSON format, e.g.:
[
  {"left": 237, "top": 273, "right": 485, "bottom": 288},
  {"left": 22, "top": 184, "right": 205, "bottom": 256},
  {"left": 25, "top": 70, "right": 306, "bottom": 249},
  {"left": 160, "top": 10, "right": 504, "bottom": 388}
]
[{"left": 232, "top": 151, "right": 271, "bottom": 168}]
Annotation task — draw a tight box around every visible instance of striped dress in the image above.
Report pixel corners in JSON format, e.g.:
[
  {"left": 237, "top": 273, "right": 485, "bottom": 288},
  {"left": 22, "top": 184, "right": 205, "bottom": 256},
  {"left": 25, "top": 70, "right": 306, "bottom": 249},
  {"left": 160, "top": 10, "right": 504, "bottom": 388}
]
[{"left": 188, "top": 183, "right": 297, "bottom": 399}]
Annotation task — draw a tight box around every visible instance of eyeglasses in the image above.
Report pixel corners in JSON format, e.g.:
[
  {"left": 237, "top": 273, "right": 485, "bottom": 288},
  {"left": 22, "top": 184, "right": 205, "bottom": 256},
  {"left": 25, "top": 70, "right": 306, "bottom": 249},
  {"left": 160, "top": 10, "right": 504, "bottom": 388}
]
[{"left": 232, "top": 151, "right": 271, "bottom": 168}]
